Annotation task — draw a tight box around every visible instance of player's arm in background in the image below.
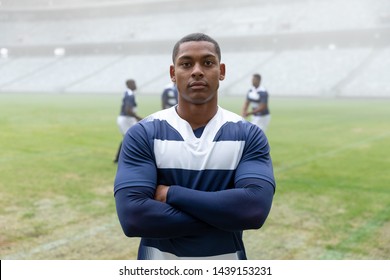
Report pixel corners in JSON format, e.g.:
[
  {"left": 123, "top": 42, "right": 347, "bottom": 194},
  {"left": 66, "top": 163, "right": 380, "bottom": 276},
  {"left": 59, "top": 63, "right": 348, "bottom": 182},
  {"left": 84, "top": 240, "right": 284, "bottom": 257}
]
[
  {"left": 161, "top": 90, "right": 168, "bottom": 109},
  {"left": 155, "top": 125, "right": 275, "bottom": 232},
  {"left": 248, "top": 91, "right": 268, "bottom": 116},
  {"left": 241, "top": 96, "right": 250, "bottom": 117},
  {"left": 248, "top": 102, "right": 266, "bottom": 116},
  {"left": 114, "top": 124, "right": 213, "bottom": 239},
  {"left": 124, "top": 98, "right": 143, "bottom": 121}
]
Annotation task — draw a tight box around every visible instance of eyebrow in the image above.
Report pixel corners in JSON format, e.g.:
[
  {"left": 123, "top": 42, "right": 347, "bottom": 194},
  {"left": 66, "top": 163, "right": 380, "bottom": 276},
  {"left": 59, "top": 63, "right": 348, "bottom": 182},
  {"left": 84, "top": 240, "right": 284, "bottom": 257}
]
[{"left": 177, "top": 54, "right": 217, "bottom": 61}]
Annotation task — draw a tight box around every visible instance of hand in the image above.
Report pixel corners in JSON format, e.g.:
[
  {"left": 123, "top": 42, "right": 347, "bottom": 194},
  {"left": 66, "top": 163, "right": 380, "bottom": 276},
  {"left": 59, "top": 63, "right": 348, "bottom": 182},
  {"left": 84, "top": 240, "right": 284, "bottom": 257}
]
[
  {"left": 154, "top": 185, "right": 169, "bottom": 203},
  {"left": 242, "top": 111, "right": 250, "bottom": 117}
]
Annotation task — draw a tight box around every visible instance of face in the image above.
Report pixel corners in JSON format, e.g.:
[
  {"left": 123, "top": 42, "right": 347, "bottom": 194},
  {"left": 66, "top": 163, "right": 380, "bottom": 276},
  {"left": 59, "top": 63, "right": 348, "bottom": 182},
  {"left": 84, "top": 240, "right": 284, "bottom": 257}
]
[
  {"left": 127, "top": 80, "right": 136, "bottom": 91},
  {"left": 252, "top": 76, "right": 261, "bottom": 88},
  {"left": 170, "top": 41, "right": 225, "bottom": 105}
]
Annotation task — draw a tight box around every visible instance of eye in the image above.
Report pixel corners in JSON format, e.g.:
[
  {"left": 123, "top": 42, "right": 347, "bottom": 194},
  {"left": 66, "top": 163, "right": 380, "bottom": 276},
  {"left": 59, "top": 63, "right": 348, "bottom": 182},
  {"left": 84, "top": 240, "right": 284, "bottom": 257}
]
[
  {"left": 204, "top": 59, "right": 215, "bottom": 67},
  {"left": 180, "top": 62, "right": 192, "bottom": 68}
]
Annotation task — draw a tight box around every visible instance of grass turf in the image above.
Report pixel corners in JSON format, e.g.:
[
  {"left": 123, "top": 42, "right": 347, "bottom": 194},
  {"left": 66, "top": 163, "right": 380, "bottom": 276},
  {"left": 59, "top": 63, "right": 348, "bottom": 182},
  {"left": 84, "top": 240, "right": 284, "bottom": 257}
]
[{"left": 0, "top": 93, "right": 389, "bottom": 259}]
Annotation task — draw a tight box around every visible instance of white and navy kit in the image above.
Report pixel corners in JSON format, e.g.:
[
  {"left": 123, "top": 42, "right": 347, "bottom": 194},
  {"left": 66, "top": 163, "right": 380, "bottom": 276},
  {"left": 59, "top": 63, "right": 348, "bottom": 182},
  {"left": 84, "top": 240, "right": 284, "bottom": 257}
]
[
  {"left": 119, "top": 89, "right": 137, "bottom": 116},
  {"left": 161, "top": 83, "right": 178, "bottom": 109},
  {"left": 246, "top": 86, "right": 271, "bottom": 132},
  {"left": 247, "top": 86, "right": 269, "bottom": 116},
  {"left": 114, "top": 106, "right": 275, "bottom": 259},
  {"left": 117, "top": 89, "right": 138, "bottom": 135}
]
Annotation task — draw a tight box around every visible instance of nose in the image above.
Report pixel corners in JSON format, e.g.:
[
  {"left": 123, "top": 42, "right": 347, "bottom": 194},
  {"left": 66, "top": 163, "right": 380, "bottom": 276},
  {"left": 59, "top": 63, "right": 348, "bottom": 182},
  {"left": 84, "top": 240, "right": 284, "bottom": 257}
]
[{"left": 191, "top": 62, "right": 204, "bottom": 78}]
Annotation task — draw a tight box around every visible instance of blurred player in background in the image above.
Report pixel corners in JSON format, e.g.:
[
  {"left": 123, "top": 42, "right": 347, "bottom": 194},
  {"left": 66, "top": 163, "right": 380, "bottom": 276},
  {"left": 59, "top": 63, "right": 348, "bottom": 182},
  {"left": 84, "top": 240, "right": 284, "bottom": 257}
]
[
  {"left": 161, "top": 82, "right": 178, "bottom": 109},
  {"left": 241, "top": 73, "right": 271, "bottom": 132},
  {"left": 114, "top": 33, "right": 275, "bottom": 259},
  {"left": 113, "top": 79, "right": 142, "bottom": 163}
]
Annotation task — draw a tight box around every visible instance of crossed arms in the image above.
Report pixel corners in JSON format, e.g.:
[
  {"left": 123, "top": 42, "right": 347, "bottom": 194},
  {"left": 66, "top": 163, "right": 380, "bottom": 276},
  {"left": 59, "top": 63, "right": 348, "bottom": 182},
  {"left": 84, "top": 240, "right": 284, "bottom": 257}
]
[{"left": 114, "top": 123, "right": 275, "bottom": 239}]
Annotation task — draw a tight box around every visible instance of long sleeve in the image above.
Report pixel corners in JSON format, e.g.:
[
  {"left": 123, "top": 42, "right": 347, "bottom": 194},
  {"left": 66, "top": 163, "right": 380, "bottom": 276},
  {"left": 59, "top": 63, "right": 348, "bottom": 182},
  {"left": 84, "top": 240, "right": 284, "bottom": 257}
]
[
  {"left": 166, "top": 178, "right": 274, "bottom": 232},
  {"left": 115, "top": 186, "right": 213, "bottom": 238}
]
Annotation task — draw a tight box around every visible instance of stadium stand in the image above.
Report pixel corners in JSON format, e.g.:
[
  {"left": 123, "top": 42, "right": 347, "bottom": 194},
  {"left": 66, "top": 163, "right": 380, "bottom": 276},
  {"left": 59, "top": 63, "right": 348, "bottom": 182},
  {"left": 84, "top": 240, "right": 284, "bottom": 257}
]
[{"left": 0, "top": 0, "right": 389, "bottom": 97}]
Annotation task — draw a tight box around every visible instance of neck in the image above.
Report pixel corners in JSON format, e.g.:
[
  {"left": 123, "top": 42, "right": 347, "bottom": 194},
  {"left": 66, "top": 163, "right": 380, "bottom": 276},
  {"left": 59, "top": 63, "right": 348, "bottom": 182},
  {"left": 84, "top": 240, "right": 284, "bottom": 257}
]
[{"left": 177, "top": 103, "right": 218, "bottom": 130}]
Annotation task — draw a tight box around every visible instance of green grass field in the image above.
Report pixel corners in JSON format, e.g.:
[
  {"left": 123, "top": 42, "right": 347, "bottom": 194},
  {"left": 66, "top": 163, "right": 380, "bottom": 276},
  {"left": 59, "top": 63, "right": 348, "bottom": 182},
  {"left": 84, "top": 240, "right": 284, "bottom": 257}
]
[{"left": 0, "top": 93, "right": 389, "bottom": 260}]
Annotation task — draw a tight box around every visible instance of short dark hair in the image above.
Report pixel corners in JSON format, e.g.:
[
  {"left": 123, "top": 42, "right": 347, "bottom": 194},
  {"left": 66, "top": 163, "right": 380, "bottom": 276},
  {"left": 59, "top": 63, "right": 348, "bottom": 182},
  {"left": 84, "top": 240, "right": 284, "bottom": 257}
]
[
  {"left": 126, "top": 79, "right": 136, "bottom": 89},
  {"left": 172, "top": 33, "right": 221, "bottom": 63},
  {"left": 253, "top": 73, "right": 261, "bottom": 80}
]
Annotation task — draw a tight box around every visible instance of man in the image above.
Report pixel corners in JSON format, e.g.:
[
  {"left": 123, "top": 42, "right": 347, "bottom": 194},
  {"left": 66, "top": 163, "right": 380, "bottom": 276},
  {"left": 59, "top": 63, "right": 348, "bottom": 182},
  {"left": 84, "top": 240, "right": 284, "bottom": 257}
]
[
  {"left": 113, "top": 79, "right": 142, "bottom": 163},
  {"left": 161, "top": 82, "right": 178, "bottom": 109},
  {"left": 242, "top": 74, "right": 271, "bottom": 132},
  {"left": 114, "top": 33, "right": 275, "bottom": 259}
]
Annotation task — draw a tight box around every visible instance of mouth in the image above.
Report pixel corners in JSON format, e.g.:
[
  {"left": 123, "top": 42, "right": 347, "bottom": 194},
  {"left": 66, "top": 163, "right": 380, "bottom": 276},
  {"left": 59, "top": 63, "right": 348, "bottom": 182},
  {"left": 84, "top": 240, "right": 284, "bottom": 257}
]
[{"left": 188, "top": 81, "right": 207, "bottom": 90}]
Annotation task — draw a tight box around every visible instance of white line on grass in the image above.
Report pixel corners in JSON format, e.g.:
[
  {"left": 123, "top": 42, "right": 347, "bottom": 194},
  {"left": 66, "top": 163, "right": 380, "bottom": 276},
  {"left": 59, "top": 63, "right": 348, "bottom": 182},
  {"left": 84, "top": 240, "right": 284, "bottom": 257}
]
[
  {"left": 274, "top": 131, "right": 390, "bottom": 173},
  {"left": 2, "top": 220, "right": 117, "bottom": 260},
  {"left": 320, "top": 204, "right": 390, "bottom": 259}
]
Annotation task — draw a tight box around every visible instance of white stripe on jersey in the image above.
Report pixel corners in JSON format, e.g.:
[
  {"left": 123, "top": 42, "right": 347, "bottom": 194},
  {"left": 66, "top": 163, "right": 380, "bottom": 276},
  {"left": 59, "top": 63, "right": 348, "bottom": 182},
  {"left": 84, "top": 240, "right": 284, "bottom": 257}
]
[
  {"left": 150, "top": 106, "right": 245, "bottom": 171},
  {"left": 154, "top": 139, "right": 245, "bottom": 170},
  {"left": 143, "top": 246, "right": 240, "bottom": 260}
]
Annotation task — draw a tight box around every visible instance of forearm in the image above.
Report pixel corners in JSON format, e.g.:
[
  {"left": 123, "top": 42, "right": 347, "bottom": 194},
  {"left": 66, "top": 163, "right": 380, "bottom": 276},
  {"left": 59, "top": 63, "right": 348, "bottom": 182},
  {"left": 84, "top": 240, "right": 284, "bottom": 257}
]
[
  {"left": 125, "top": 108, "right": 142, "bottom": 120},
  {"left": 130, "top": 112, "right": 142, "bottom": 121},
  {"left": 166, "top": 179, "right": 274, "bottom": 232},
  {"left": 115, "top": 186, "right": 212, "bottom": 239},
  {"left": 241, "top": 101, "right": 249, "bottom": 117},
  {"left": 250, "top": 103, "right": 266, "bottom": 115}
]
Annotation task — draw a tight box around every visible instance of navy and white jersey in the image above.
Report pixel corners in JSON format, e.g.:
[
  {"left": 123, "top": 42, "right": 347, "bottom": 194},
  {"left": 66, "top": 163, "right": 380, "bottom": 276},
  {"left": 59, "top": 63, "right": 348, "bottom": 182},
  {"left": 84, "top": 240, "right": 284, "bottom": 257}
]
[
  {"left": 114, "top": 106, "right": 275, "bottom": 259},
  {"left": 246, "top": 86, "right": 270, "bottom": 116},
  {"left": 161, "top": 83, "right": 178, "bottom": 109},
  {"left": 120, "top": 89, "right": 137, "bottom": 116}
]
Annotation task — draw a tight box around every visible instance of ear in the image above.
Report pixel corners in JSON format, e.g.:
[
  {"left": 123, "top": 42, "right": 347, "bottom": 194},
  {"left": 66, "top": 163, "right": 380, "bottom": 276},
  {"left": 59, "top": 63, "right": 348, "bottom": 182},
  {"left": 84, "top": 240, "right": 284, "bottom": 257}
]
[
  {"left": 170, "top": 65, "right": 176, "bottom": 82},
  {"left": 219, "top": 63, "right": 226, "bottom": 81}
]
